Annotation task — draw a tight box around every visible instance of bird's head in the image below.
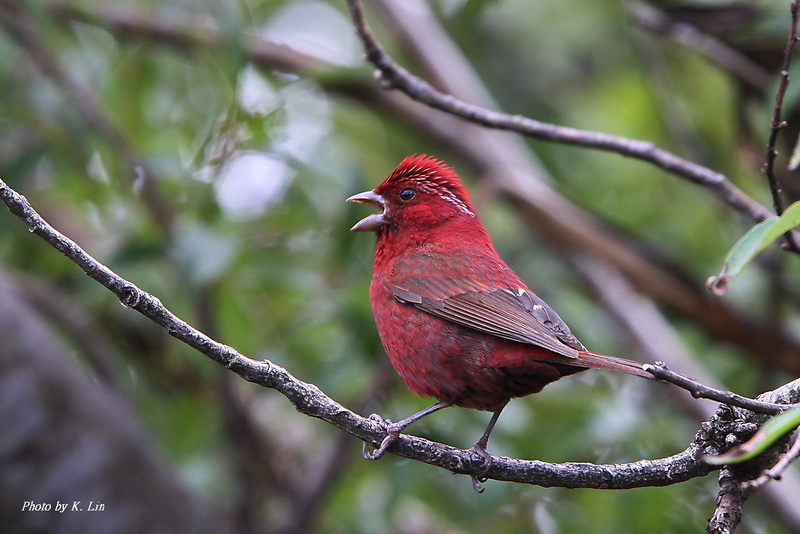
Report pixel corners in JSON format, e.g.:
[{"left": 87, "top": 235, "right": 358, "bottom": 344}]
[{"left": 347, "top": 155, "right": 477, "bottom": 233}]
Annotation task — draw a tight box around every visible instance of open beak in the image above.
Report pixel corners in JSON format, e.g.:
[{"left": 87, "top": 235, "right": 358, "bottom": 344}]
[{"left": 347, "top": 190, "right": 386, "bottom": 231}]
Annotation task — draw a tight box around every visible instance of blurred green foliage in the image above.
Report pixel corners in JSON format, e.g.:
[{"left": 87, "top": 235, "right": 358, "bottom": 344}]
[{"left": 1, "top": 0, "right": 798, "bottom": 532}]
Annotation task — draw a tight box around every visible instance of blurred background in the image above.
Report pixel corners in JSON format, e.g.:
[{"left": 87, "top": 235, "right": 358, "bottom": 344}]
[{"left": 1, "top": 0, "right": 799, "bottom": 532}]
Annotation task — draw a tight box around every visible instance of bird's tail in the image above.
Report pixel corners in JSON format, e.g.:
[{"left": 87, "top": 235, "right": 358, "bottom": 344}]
[{"left": 573, "top": 350, "right": 654, "bottom": 379}]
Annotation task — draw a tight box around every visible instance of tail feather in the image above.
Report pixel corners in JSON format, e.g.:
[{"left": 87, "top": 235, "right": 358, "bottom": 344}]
[{"left": 572, "top": 350, "right": 653, "bottom": 379}]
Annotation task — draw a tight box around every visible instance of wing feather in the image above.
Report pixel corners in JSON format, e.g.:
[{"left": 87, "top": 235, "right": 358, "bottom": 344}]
[{"left": 391, "top": 277, "right": 584, "bottom": 359}]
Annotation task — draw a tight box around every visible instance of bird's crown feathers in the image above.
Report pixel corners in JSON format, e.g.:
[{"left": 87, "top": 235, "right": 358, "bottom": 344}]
[{"left": 377, "top": 154, "right": 474, "bottom": 217}]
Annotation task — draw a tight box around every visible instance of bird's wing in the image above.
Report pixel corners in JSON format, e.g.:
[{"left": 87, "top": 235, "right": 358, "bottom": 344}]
[{"left": 391, "top": 277, "right": 584, "bottom": 359}]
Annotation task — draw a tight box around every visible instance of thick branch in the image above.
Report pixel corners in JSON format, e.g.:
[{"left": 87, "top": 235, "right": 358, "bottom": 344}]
[
  {"left": 704, "top": 378, "right": 800, "bottom": 533},
  {"left": 708, "top": 467, "right": 746, "bottom": 534}
]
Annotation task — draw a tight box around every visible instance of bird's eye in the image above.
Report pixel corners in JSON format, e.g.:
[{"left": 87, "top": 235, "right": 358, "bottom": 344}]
[{"left": 398, "top": 188, "right": 416, "bottom": 201}]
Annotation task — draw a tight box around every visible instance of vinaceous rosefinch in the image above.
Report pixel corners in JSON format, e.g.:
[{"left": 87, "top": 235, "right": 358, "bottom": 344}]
[{"left": 348, "top": 155, "right": 652, "bottom": 478}]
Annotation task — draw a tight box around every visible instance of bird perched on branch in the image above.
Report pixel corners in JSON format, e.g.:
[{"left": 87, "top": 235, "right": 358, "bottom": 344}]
[{"left": 348, "top": 154, "right": 651, "bottom": 488}]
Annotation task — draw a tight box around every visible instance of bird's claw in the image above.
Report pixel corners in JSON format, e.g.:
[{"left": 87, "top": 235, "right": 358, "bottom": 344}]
[
  {"left": 363, "top": 434, "right": 397, "bottom": 460},
  {"left": 362, "top": 413, "right": 399, "bottom": 461},
  {"left": 468, "top": 443, "right": 494, "bottom": 493}
]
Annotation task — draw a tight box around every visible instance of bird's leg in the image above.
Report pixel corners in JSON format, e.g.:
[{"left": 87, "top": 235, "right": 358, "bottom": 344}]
[
  {"left": 363, "top": 401, "right": 451, "bottom": 460},
  {"left": 469, "top": 403, "right": 507, "bottom": 492}
]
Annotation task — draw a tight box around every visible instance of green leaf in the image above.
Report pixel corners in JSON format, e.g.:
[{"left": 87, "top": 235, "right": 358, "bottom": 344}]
[
  {"left": 704, "top": 407, "right": 800, "bottom": 465},
  {"left": 707, "top": 201, "right": 800, "bottom": 295}
]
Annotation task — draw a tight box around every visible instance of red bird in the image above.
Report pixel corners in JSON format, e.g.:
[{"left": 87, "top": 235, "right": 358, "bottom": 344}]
[{"left": 348, "top": 155, "right": 651, "bottom": 479}]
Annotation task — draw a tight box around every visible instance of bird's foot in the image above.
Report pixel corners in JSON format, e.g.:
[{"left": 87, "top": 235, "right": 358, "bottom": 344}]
[
  {"left": 362, "top": 414, "right": 400, "bottom": 460},
  {"left": 468, "top": 442, "right": 494, "bottom": 493}
]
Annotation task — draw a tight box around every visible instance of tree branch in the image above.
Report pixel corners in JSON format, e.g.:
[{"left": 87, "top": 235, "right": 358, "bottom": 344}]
[
  {"left": 644, "top": 363, "right": 797, "bottom": 415},
  {"left": 705, "top": 381, "right": 800, "bottom": 533},
  {"left": 3, "top": 2, "right": 799, "bottom": 495},
  {"left": 5, "top": 169, "right": 800, "bottom": 495},
  {"left": 0, "top": 177, "right": 754, "bottom": 492},
  {"left": 741, "top": 431, "right": 800, "bottom": 494},
  {"left": 707, "top": 467, "right": 746, "bottom": 534},
  {"left": 765, "top": 2, "right": 799, "bottom": 218},
  {"left": 345, "top": 0, "right": 776, "bottom": 226},
  {"left": 576, "top": 256, "right": 800, "bottom": 530}
]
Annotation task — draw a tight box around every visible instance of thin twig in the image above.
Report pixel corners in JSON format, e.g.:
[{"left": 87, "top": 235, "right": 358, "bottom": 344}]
[
  {"left": 345, "top": 0, "right": 776, "bottom": 226},
  {"left": 741, "top": 431, "right": 800, "bottom": 493},
  {"left": 764, "top": 1, "right": 800, "bottom": 251},
  {"left": 644, "top": 363, "right": 795, "bottom": 415}
]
